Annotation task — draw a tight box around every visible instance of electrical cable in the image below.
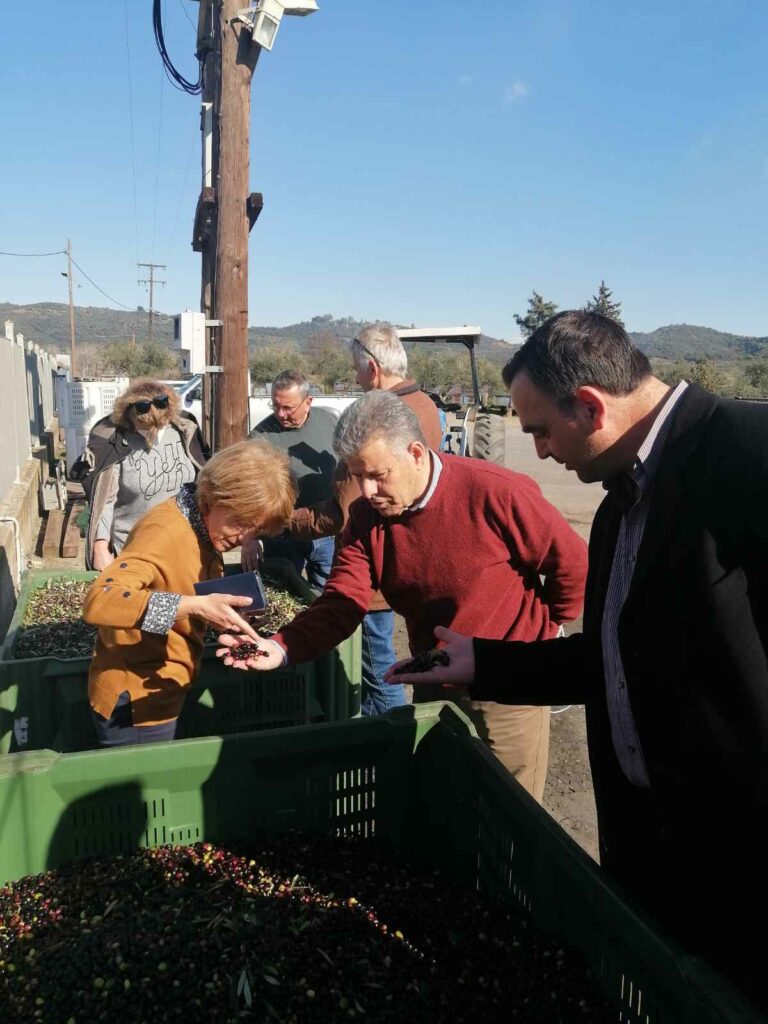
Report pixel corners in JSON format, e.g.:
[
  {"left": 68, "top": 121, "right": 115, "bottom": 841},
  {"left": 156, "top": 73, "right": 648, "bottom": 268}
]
[
  {"left": 176, "top": 0, "right": 197, "bottom": 30},
  {"left": 69, "top": 258, "right": 134, "bottom": 311},
  {"left": 0, "top": 250, "right": 65, "bottom": 257},
  {"left": 123, "top": 0, "right": 143, "bottom": 340},
  {"left": 153, "top": 0, "right": 202, "bottom": 94},
  {"left": 164, "top": 118, "right": 199, "bottom": 264},
  {"left": 151, "top": 48, "right": 166, "bottom": 262}
]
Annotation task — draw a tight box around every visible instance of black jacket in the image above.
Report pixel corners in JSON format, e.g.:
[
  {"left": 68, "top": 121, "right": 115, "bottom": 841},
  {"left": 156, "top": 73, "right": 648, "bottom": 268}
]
[{"left": 470, "top": 385, "right": 768, "bottom": 1001}]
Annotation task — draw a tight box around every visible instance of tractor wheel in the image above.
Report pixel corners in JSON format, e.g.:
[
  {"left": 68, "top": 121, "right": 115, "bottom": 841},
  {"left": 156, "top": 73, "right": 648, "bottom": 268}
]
[{"left": 472, "top": 411, "right": 506, "bottom": 465}]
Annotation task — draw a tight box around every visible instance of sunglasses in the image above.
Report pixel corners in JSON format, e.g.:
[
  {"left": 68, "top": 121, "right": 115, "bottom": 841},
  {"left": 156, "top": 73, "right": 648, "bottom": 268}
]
[
  {"left": 353, "top": 338, "right": 379, "bottom": 366},
  {"left": 132, "top": 395, "right": 170, "bottom": 414}
]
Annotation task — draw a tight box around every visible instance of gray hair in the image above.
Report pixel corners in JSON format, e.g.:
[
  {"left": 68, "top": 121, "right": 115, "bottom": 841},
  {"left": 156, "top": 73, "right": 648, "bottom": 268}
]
[
  {"left": 351, "top": 323, "right": 408, "bottom": 379},
  {"left": 271, "top": 368, "right": 310, "bottom": 399},
  {"left": 334, "top": 390, "right": 426, "bottom": 461}
]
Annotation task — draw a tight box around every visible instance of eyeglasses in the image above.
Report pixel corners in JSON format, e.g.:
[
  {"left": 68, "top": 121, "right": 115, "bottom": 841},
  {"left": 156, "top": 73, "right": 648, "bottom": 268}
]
[
  {"left": 132, "top": 395, "right": 170, "bottom": 414},
  {"left": 269, "top": 396, "right": 309, "bottom": 415},
  {"left": 353, "top": 339, "right": 379, "bottom": 366}
]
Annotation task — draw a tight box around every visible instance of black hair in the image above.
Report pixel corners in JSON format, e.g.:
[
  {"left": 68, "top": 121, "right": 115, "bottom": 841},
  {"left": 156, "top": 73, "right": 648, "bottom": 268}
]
[{"left": 502, "top": 311, "right": 651, "bottom": 408}]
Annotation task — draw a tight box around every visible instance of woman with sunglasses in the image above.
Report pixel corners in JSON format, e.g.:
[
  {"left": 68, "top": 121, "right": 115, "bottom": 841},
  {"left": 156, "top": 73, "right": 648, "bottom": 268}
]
[{"left": 72, "top": 378, "right": 210, "bottom": 571}]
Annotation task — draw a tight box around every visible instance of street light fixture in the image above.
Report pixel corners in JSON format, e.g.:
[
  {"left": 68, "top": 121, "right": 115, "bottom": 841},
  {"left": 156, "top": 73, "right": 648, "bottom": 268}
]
[{"left": 235, "top": 0, "right": 318, "bottom": 51}]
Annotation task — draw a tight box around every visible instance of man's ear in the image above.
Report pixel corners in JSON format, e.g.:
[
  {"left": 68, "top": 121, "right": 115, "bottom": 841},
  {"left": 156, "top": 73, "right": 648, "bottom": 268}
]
[
  {"left": 408, "top": 440, "right": 429, "bottom": 464},
  {"left": 574, "top": 386, "right": 608, "bottom": 431}
]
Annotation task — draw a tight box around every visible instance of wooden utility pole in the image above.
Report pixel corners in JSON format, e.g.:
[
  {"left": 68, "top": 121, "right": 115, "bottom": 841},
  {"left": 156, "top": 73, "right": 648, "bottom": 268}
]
[
  {"left": 193, "top": 1, "right": 266, "bottom": 450},
  {"left": 212, "top": 0, "right": 259, "bottom": 449},
  {"left": 137, "top": 262, "right": 166, "bottom": 341},
  {"left": 66, "top": 238, "right": 77, "bottom": 378},
  {"left": 195, "top": 0, "right": 218, "bottom": 448}
]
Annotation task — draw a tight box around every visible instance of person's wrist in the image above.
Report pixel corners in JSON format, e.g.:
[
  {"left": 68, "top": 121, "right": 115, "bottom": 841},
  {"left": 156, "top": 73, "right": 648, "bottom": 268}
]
[
  {"left": 177, "top": 595, "right": 198, "bottom": 619},
  {"left": 270, "top": 638, "right": 289, "bottom": 665}
]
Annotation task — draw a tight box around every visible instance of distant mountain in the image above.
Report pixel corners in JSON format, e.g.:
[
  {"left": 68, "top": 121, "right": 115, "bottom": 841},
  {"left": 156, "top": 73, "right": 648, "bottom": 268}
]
[
  {"left": 0, "top": 303, "right": 515, "bottom": 363},
  {"left": 629, "top": 324, "right": 768, "bottom": 361},
  {"left": 2, "top": 302, "right": 766, "bottom": 363},
  {"left": 0, "top": 302, "right": 169, "bottom": 348}
]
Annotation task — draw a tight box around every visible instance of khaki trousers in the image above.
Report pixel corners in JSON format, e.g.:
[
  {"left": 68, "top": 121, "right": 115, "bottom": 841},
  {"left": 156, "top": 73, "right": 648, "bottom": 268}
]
[{"left": 413, "top": 685, "right": 550, "bottom": 803}]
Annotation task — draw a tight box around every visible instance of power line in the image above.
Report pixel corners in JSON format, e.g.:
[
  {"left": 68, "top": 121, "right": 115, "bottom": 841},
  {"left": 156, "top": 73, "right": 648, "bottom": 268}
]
[
  {"left": 123, "top": 0, "right": 141, "bottom": 267},
  {"left": 0, "top": 249, "right": 66, "bottom": 257},
  {"left": 165, "top": 117, "right": 199, "bottom": 264},
  {"left": 123, "top": 0, "right": 143, "bottom": 341},
  {"left": 176, "top": 0, "right": 197, "bottom": 30},
  {"left": 151, "top": 51, "right": 166, "bottom": 261},
  {"left": 152, "top": 0, "right": 201, "bottom": 94},
  {"left": 70, "top": 257, "right": 135, "bottom": 310}
]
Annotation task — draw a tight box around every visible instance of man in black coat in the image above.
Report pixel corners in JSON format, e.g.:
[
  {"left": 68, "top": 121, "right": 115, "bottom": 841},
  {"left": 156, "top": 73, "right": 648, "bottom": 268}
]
[{"left": 389, "top": 310, "right": 768, "bottom": 1010}]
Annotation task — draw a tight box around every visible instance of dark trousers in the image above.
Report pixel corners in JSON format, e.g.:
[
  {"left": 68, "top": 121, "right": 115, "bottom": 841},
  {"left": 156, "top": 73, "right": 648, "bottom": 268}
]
[{"left": 91, "top": 691, "right": 178, "bottom": 748}]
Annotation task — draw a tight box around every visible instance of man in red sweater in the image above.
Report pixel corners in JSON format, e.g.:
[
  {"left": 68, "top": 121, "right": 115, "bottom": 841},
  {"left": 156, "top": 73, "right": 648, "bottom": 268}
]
[
  {"left": 287, "top": 323, "right": 444, "bottom": 718},
  {"left": 219, "top": 390, "right": 587, "bottom": 800}
]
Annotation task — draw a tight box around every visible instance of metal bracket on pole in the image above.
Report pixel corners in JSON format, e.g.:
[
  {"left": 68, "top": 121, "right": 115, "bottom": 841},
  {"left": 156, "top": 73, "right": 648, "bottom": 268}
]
[
  {"left": 204, "top": 365, "right": 225, "bottom": 373},
  {"left": 205, "top": 320, "right": 223, "bottom": 327}
]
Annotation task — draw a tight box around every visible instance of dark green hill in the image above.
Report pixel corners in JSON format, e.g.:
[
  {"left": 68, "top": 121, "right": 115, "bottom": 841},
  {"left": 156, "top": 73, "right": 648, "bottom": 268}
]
[
  {"left": 0, "top": 303, "right": 515, "bottom": 363},
  {"left": 629, "top": 324, "right": 768, "bottom": 360},
  {"left": 2, "top": 302, "right": 766, "bottom": 363}
]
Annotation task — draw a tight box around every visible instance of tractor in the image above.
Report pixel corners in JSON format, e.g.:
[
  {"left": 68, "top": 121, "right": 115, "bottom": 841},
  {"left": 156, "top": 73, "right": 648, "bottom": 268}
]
[{"left": 398, "top": 325, "right": 507, "bottom": 465}]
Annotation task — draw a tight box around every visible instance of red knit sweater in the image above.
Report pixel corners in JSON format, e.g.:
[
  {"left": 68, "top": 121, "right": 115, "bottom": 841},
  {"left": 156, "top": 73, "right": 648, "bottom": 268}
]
[{"left": 275, "top": 454, "right": 587, "bottom": 662}]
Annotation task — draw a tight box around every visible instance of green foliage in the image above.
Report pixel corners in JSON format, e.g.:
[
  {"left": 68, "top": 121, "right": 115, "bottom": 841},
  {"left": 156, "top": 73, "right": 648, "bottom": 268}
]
[
  {"left": 584, "top": 281, "right": 624, "bottom": 325},
  {"left": 513, "top": 291, "right": 559, "bottom": 339},
  {"left": 686, "top": 359, "right": 723, "bottom": 393},
  {"left": 742, "top": 359, "right": 768, "bottom": 394},
  {"left": 650, "top": 357, "right": 768, "bottom": 399},
  {"left": 101, "top": 339, "right": 178, "bottom": 378},
  {"left": 250, "top": 345, "right": 308, "bottom": 386},
  {"left": 476, "top": 357, "right": 504, "bottom": 391},
  {"left": 305, "top": 331, "right": 353, "bottom": 389},
  {"left": 654, "top": 361, "right": 689, "bottom": 388}
]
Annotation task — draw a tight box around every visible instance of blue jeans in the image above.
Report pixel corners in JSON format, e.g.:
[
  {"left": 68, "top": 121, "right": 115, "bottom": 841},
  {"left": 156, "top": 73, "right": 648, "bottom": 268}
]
[
  {"left": 91, "top": 691, "right": 178, "bottom": 748},
  {"left": 361, "top": 609, "right": 406, "bottom": 716},
  {"left": 263, "top": 534, "right": 335, "bottom": 591}
]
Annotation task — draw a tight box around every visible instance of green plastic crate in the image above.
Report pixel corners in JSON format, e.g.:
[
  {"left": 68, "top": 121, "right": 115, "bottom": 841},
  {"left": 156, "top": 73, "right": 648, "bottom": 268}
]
[
  {"left": 0, "top": 562, "right": 361, "bottom": 754},
  {"left": 0, "top": 702, "right": 762, "bottom": 1024},
  {"left": 258, "top": 557, "right": 362, "bottom": 722}
]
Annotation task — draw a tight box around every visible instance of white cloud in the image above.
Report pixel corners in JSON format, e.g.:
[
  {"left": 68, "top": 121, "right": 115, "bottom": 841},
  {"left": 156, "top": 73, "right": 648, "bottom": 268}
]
[{"left": 504, "top": 80, "right": 530, "bottom": 103}]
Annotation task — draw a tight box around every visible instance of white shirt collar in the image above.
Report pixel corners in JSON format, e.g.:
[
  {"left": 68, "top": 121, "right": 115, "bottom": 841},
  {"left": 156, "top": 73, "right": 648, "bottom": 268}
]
[{"left": 406, "top": 450, "right": 442, "bottom": 512}]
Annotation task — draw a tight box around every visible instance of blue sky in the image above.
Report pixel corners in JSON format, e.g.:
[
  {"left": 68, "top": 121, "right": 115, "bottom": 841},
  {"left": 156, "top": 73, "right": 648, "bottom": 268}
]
[{"left": 2, "top": 0, "right": 768, "bottom": 340}]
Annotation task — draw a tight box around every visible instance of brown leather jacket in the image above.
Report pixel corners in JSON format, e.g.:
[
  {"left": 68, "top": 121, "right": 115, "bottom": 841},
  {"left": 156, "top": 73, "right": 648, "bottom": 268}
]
[{"left": 289, "top": 380, "right": 444, "bottom": 612}]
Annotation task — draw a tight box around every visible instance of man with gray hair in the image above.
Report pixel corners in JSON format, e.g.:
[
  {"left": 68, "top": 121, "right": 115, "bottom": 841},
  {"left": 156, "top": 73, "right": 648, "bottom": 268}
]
[
  {"left": 288, "top": 322, "right": 443, "bottom": 717},
  {"left": 249, "top": 368, "right": 338, "bottom": 588},
  {"left": 219, "top": 390, "right": 588, "bottom": 802}
]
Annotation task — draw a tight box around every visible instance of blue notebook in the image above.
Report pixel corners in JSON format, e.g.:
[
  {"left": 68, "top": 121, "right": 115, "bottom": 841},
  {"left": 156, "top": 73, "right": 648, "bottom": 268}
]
[{"left": 193, "top": 570, "right": 268, "bottom": 625}]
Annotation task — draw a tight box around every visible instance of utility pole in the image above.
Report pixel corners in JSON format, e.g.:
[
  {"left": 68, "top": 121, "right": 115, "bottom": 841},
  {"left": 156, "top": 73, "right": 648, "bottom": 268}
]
[
  {"left": 193, "top": 0, "right": 262, "bottom": 451},
  {"left": 195, "top": 0, "right": 218, "bottom": 448},
  {"left": 66, "top": 238, "right": 77, "bottom": 378},
  {"left": 137, "top": 262, "right": 166, "bottom": 341},
  {"left": 212, "top": 0, "right": 258, "bottom": 450}
]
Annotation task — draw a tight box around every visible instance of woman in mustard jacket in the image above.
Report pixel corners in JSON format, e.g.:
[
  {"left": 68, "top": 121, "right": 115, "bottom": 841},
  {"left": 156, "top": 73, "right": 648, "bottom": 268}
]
[{"left": 83, "top": 439, "right": 295, "bottom": 747}]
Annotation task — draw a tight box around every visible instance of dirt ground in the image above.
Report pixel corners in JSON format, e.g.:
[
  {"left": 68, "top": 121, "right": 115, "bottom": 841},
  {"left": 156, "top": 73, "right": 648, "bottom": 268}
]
[{"left": 393, "top": 417, "right": 603, "bottom": 861}]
